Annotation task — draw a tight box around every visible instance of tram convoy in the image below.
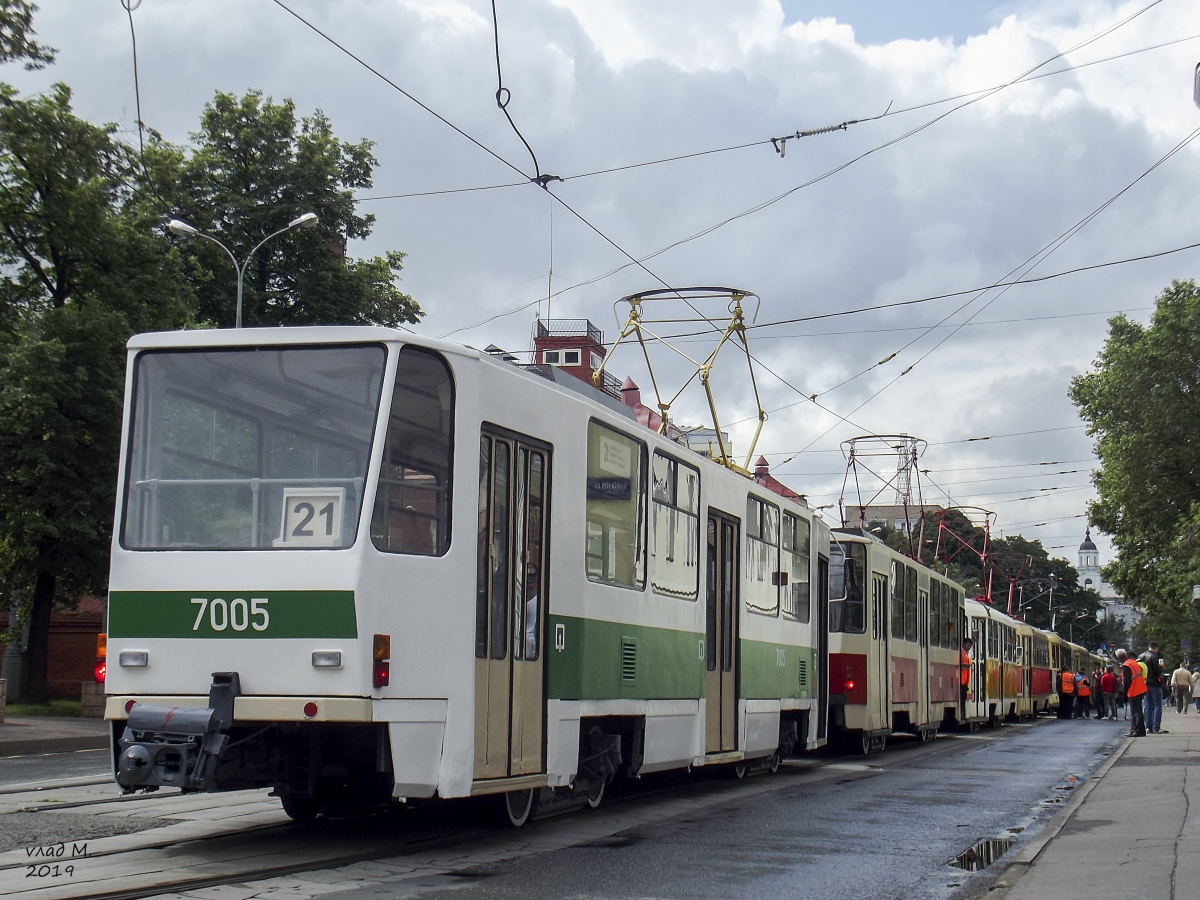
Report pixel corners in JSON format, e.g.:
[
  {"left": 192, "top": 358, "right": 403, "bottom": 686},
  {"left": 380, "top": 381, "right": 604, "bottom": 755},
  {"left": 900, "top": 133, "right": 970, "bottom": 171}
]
[{"left": 101, "top": 323, "right": 1095, "bottom": 824}]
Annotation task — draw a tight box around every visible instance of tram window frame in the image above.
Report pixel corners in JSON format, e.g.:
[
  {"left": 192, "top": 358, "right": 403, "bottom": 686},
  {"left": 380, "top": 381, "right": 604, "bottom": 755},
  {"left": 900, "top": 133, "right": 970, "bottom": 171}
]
[
  {"left": 370, "top": 346, "right": 456, "bottom": 557},
  {"left": 905, "top": 565, "right": 918, "bottom": 642},
  {"left": 746, "top": 495, "right": 781, "bottom": 617},
  {"left": 585, "top": 420, "right": 647, "bottom": 591},
  {"left": 122, "top": 343, "right": 386, "bottom": 551},
  {"left": 650, "top": 451, "right": 700, "bottom": 600},
  {"left": 781, "top": 512, "right": 811, "bottom": 622},
  {"left": 829, "top": 541, "right": 866, "bottom": 634},
  {"left": 890, "top": 560, "right": 906, "bottom": 641},
  {"left": 930, "top": 581, "right": 943, "bottom": 647}
]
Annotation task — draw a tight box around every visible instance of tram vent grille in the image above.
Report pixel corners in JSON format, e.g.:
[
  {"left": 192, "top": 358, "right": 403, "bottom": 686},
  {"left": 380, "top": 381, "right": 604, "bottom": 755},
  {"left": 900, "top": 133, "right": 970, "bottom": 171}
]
[
  {"left": 621, "top": 638, "right": 637, "bottom": 681},
  {"left": 798, "top": 659, "right": 808, "bottom": 688}
]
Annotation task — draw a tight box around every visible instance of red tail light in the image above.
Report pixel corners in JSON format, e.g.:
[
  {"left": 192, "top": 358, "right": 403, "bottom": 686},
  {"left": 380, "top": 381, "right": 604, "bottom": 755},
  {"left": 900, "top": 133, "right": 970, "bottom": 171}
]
[
  {"left": 93, "top": 660, "right": 106, "bottom": 683},
  {"left": 845, "top": 679, "right": 856, "bottom": 691},
  {"left": 373, "top": 660, "right": 390, "bottom": 688}
]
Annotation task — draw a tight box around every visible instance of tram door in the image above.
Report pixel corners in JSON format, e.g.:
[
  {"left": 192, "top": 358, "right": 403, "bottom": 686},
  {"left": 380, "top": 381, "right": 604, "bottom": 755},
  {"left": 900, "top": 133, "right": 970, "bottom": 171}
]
[
  {"left": 918, "top": 588, "right": 930, "bottom": 727},
  {"left": 706, "top": 511, "right": 739, "bottom": 753},
  {"left": 871, "top": 572, "right": 890, "bottom": 731},
  {"left": 474, "top": 429, "right": 551, "bottom": 780}
]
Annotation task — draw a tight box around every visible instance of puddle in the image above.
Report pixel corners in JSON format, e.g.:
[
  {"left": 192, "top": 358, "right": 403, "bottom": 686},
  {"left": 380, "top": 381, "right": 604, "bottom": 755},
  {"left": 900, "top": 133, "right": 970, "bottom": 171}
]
[{"left": 949, "top": 838, "right": 1015, "bottom": 872}]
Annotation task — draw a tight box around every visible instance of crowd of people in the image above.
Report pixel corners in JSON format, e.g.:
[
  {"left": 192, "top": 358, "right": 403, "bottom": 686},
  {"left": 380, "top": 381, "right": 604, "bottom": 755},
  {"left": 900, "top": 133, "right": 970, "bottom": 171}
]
[{"left": 1053, "top": 641, "right": 1200, "bottom": 737}]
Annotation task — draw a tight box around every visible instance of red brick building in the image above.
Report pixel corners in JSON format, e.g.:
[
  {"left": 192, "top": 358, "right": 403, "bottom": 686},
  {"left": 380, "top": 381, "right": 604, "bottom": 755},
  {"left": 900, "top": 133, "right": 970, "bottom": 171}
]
[{"left": 0, "top": 595, "right": 103, "bottom": 700}]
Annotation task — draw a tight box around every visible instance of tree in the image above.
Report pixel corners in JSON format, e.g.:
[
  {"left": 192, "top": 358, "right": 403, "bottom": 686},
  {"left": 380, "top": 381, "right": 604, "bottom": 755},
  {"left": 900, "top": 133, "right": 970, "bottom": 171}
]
[
  {"left": 0, "top": 1, "right": 53, "bottom": 70},
  {"left": 1070, "top": 279, "right": 1200, "bottom": 659},
  {"left": 158, "top": 91, "right": 422, "bottom": 328},
  {"left": 0, "top": 81, "right": 194, "bottom": 702}
]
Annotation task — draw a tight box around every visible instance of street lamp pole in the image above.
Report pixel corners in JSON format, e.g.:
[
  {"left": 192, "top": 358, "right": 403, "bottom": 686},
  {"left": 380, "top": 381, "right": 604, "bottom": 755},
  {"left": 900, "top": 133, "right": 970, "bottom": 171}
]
[{"left": 168, "top": 213, "right": 319, "bottom": 328}]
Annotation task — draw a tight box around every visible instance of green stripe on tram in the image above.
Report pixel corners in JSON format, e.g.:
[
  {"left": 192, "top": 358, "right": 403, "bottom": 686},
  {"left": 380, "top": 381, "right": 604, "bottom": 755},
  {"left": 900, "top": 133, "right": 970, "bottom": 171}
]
[
  {"left": 546, "top": 614, "right": 705, "bottom": 699},
  {"left": 739, "top": 639, "right": 816, "bottom": 700},
  {"left": 108, "top": 590, "right": 357, "bottom": 639}
]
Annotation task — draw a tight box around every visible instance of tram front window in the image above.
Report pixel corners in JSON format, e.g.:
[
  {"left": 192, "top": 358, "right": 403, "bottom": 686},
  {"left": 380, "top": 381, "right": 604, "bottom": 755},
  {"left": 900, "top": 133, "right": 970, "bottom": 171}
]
[{"left": 121, "top": 344, "right": 386, "bottom": 550}]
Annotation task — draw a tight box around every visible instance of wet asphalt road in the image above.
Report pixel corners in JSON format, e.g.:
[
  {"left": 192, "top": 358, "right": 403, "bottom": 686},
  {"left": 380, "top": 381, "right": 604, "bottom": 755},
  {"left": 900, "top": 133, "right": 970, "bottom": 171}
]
[
  {"left": 323, "top": 717, "right": 1125, "bottom": 900},
  {"left": 0, "top": 748, "right": 109, "bottom": 788}
]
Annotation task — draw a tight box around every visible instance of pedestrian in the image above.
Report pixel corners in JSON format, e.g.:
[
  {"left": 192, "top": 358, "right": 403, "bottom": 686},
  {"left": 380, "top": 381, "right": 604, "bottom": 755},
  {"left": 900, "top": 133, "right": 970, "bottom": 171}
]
[
  {"left": 1193, "top": 669, "right": 1200, "bottom": 713},
  {"left": 1100, "top": 665, "right": 1118, "bottom": 720},
  {"left": 1092, "top": 668, "right": 1104, "bottom": 719},
  {"left": 1058, "top": 665, "right": 1076, "bottom": 719},
  {"left": 1074, "top": 668, "right": 1091, "bottom": 719},
  {"left": 1171, "top": 663, "right": 1193, "bottom": 714},
  {"left": 1138, "top": 642, "right": 1168, "bottom": 734},
  {"left": 1118, "top": 648, "right": 1147, "bottom": 737}
]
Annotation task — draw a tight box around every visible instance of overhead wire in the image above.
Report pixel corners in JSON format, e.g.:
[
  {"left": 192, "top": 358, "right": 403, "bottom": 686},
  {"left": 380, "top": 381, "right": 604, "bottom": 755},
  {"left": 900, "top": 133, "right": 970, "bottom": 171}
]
[
  {"left": 537, "top": 0, "right": 1170, "bottom": 300},
  {"left": 777, "top": 121, "right": 1200, "bottom": 455}
]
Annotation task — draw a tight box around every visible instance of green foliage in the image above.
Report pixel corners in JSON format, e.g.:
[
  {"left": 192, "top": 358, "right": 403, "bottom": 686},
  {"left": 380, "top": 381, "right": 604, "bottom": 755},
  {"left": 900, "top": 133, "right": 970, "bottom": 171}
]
[
  {"left": 0, "top": 83, "right": 193, "bottom": 701},
  {"left": 158, "top": 91, "right": 422, "bottom": 328},
  {"left": 5, "top": 699, "right": 80, "bottom": 717},
  {"left": 1070, "top": 279, "right": 1200, "bottom": 659},
  {"left": 0, "top": 1, "right": 53, "bottom": 70}
]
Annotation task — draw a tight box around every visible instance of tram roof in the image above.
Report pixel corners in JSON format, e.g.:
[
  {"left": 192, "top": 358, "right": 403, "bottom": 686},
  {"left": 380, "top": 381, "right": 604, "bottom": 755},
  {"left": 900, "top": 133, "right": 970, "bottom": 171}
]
[{"left": 127, "top": 325, "right": 473, "bottom": 359}]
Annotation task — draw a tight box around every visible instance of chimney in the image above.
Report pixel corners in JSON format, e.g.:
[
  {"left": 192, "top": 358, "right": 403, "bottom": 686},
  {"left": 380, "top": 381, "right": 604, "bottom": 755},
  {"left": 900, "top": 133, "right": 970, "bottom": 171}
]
[
  {"left": 621, "top": 377, "right": 641, "bottom": 409},
  {"left": 754, "top": 455, "right": 769, "bottom": 478}
]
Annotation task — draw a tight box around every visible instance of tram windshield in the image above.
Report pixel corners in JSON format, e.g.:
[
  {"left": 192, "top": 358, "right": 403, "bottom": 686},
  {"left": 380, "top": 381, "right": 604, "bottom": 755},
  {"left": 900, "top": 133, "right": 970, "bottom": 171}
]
[
  {"left": 828, "top": 540, "right": 866, "bottom": 633},
  {"left": 121, "top": 344, "right": 387, "bottom": 550}
]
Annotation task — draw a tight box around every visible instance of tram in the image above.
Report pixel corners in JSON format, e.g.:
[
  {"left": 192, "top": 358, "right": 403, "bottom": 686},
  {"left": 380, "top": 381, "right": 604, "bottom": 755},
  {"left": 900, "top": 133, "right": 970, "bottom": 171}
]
[
  {"left": 102, "top": 324, "right": 830, "bottom": 822},
  {"left": 826, "top": 529, "right": 965, "bottom": 751}
]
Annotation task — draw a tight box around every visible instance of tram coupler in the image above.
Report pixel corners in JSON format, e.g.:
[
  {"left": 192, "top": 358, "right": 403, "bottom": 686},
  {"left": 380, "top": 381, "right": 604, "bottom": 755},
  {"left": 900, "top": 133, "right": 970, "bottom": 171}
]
[{"left": 115, "top": 672, "right": 241, "bottom": 792}]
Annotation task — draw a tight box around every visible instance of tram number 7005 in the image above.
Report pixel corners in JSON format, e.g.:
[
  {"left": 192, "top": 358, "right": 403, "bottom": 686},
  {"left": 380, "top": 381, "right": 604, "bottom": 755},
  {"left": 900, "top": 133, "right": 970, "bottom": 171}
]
[{"left": 190, "top": 597, "right": 270, "bottom": 633}]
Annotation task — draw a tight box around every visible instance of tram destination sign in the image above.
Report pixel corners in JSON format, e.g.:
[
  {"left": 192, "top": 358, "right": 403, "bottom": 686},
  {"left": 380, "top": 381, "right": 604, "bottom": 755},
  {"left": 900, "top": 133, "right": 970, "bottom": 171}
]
[
  {"left": 108, "top": 590, "right": 358, "bottom": 638},
  {"left": 587, "top": 476, "right": 632, "bottom": 500}
]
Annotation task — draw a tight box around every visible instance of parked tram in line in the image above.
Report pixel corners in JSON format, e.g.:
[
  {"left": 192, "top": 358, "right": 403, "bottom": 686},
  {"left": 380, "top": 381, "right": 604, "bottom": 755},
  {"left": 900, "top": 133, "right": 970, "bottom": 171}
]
[
  {"left": 103, "top": 325, "right": 831, "bottom": 823},
  {"left": 825, "top": 529, "right": 965, "bottom": 752}
]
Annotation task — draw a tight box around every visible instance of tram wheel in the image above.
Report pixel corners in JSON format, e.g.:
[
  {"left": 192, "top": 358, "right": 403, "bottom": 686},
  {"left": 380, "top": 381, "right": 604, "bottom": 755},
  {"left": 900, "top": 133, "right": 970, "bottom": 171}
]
[
  {"left": 279, "top": 788, "right": 321, "bottom": 823},
  {"left": 861, "top": 733, "right": 872, "bottom": 755},
  {"left": 502, "top": 788, "right": 538, "bottom": 828},
  {"left": 733, "top": 762, "right": 749, "bottom": 779},
  {"left": 585, "top": 778, "right": 605, "bottom": 809},
  {"left": 767, "top": 753, "right": 781, "bottom": 774}
]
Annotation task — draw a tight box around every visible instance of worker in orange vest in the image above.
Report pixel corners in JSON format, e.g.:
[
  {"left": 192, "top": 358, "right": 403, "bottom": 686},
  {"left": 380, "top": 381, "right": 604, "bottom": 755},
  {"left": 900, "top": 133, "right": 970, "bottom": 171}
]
[
  {"left": 1059, "top": 667, "right": 1076, "bottom": 719},
  {"left": 1117, "top": 648, "right": 1146, "bottom": 736},
  {"left": 1073, "top": 668, "right": 1091, "bottom": 720}
]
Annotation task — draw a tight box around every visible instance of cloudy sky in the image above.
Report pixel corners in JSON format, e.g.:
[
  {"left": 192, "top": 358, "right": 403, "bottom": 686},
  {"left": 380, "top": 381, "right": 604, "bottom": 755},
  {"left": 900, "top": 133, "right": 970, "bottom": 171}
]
[{"left": 11, "top": 0, "right": 1200, "bottom": 570}]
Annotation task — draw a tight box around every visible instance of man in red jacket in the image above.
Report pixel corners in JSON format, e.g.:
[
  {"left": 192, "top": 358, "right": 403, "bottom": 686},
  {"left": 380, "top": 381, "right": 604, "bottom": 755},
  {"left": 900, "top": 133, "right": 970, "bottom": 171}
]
[{"left": 1100, "top": 665, "right": 1118, "bottom": 720}]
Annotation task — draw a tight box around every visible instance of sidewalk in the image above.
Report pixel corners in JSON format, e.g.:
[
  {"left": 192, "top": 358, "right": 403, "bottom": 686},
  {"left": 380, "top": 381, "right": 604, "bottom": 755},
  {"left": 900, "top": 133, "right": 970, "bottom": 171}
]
[
  {"left": 995, "top": 700, "right": 1200, "bottom": 899},
  {"left": 0, "top": 715, "right": 109, "bottom": 756}
]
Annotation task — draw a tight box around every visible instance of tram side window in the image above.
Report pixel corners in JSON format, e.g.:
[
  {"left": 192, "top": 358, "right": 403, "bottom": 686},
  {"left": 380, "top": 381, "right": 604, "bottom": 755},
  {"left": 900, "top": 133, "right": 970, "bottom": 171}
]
[
  {"left": 905, "top": 565, "right": 918, "bottom": 642},
  {"left": 829, "top": 542, "right": 866, "bottom": 633},
  {"left": 651, "top": 452, "right": 700, "bottom": 600},
  {"left": 781, "top": 512, "right": 811, "bottom": 622},
  {"left": 890, "top": 561, "right": 906, "bottom": 640},
  {"left": 371, "top": 348, "right": 455, "bottom": 556},
  {"left": 930, "top": 581, "right": 943, "bottom": 647},
  {"left": 585, "top": 421, "right": 647, "bottom": 589},
  {"left": 945, "top": 590, "right": 960, "bottom": 648},
  {"left": 746, "top": 496, "right": 780, "bottom": 616}
]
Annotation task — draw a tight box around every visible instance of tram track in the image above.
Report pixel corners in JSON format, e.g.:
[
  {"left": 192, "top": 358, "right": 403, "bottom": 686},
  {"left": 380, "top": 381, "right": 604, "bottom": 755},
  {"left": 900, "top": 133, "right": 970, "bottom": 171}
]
[{"left": 3, "top": 720, "right": 1068, "bottom": 900}]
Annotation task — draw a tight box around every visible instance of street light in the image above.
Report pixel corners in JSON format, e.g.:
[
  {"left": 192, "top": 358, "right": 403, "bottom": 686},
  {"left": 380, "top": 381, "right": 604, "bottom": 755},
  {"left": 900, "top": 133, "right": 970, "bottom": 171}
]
[{"left": 167, "top": 212, "right": 319, "bottom": 328}]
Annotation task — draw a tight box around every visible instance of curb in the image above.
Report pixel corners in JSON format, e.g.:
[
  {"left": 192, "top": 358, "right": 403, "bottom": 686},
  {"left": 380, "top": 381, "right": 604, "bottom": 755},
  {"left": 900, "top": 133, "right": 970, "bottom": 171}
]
[
  {"left": 0, "top": 734, "right": 110, "bottom": 757},
  {"left": 989, "top": 732, "right": 1134, "bottom": 896}
]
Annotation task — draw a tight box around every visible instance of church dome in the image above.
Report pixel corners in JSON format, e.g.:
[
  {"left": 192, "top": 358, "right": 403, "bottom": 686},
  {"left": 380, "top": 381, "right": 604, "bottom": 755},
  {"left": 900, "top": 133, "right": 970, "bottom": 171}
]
[{"left": 1079, "top": 528, "right": 1098, "bottom": 553}]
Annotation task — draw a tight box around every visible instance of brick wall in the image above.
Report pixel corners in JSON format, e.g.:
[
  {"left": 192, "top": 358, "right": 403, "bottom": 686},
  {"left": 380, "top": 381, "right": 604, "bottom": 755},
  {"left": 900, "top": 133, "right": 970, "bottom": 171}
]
[{"left": 0, "top": 596, "right": 104, "bottom": 700}]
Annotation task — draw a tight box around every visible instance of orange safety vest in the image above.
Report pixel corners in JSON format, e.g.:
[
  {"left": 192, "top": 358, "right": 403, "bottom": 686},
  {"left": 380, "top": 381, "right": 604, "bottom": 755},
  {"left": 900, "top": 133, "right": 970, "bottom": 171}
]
[
  {"left": 1061, "top": 672, "right": 1075, "bottom": 695},
  {"left": 1124, "top": 658, "right": 1147, "bottom": 698},
  {"left": 960, "top": 649, "right": 971, "bottom": 685},
  {"left": 1076, "top": 676, "right": 1090, "bottom": 698}
]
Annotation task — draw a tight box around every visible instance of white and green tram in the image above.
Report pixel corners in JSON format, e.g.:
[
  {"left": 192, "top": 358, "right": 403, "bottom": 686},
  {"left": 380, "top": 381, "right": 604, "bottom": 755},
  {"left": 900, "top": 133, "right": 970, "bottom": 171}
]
[{"left": 105, "top": 325, "right": 829, "bottom": 823}]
